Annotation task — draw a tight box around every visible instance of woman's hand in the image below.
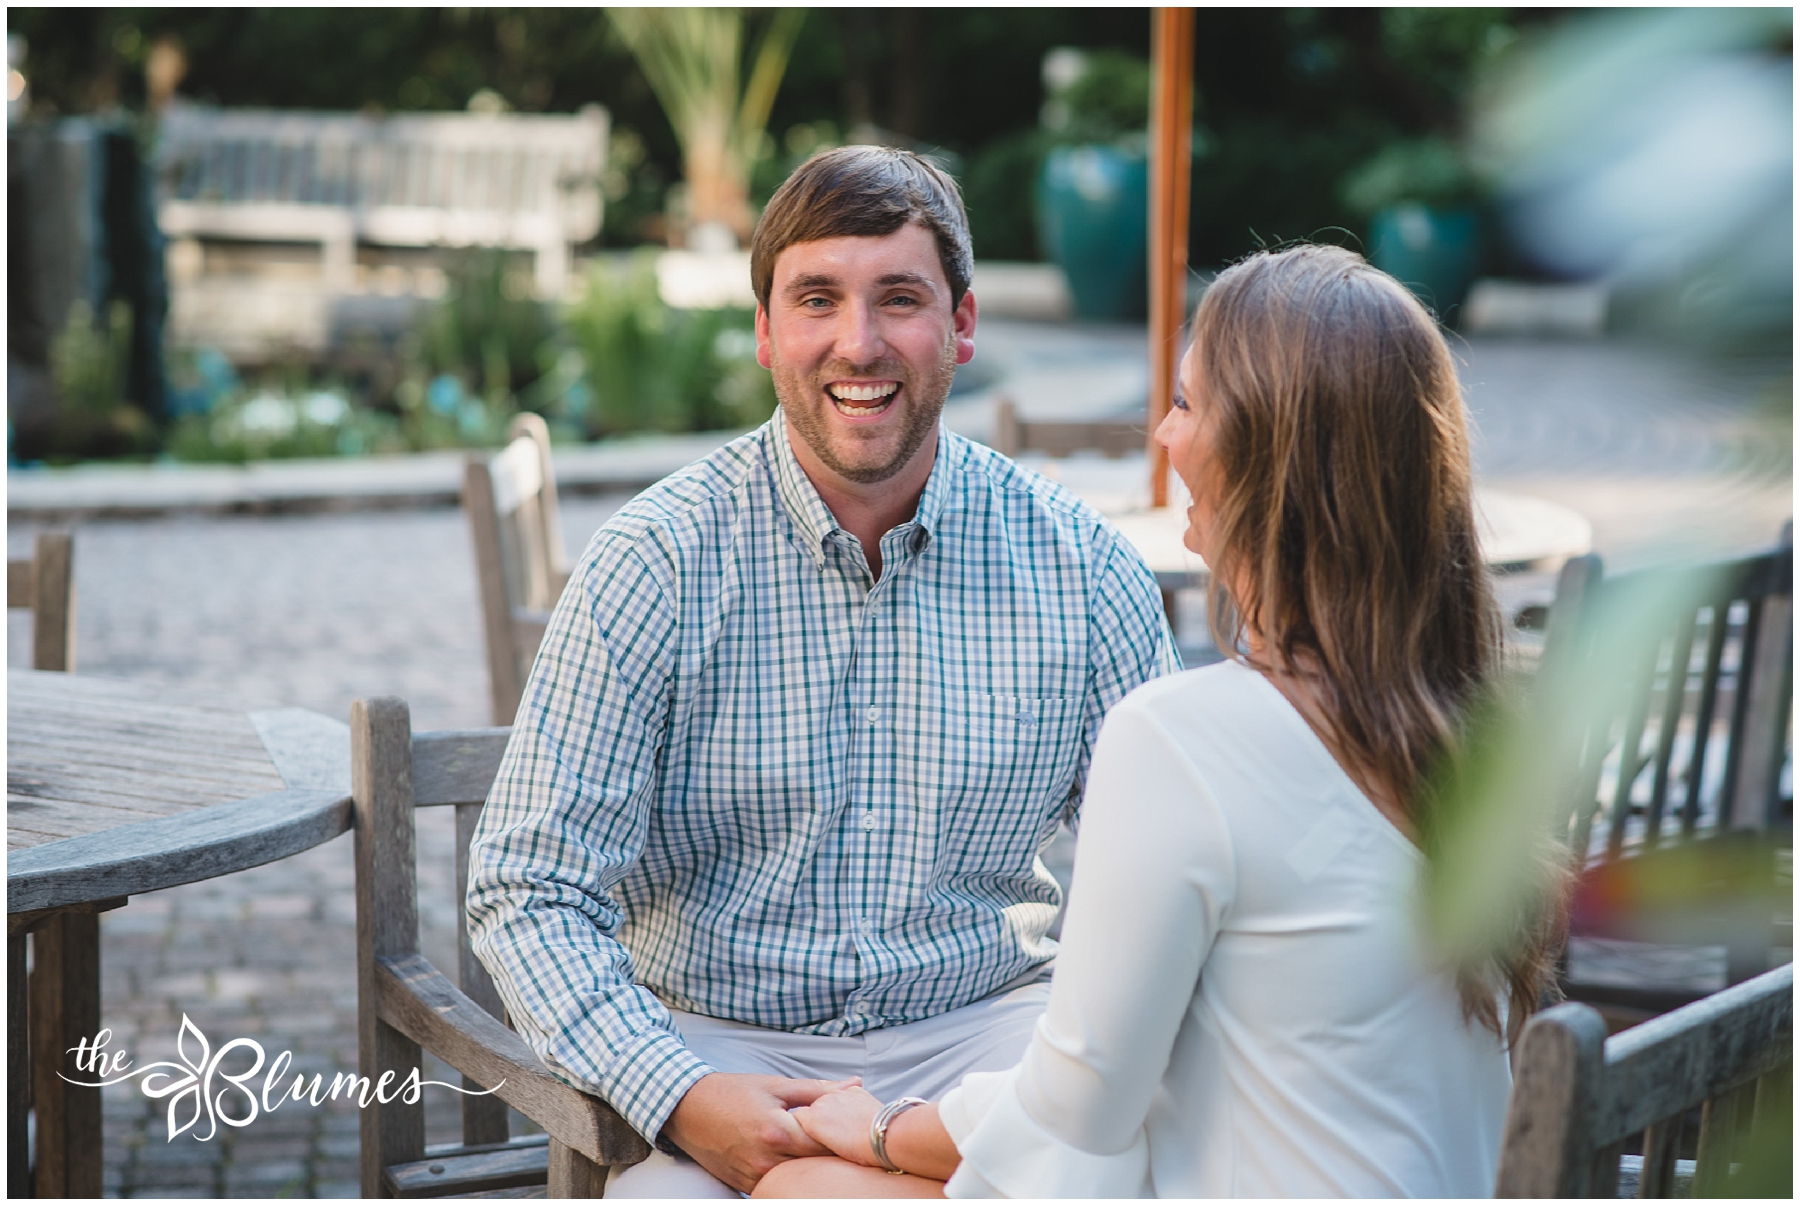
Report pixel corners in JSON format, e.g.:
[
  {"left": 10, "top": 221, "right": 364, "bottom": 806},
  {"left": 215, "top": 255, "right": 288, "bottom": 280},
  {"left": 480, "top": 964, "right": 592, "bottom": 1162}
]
[{"left": 788, "top": 1083, "right": 884, "bottom": 1166}]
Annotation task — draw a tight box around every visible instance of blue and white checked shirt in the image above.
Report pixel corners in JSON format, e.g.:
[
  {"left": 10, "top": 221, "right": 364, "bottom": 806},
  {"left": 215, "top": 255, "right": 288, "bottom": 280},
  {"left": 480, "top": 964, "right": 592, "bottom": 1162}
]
[{"left": 467, "top": 414, "right": 1178, "bottom": 1140}]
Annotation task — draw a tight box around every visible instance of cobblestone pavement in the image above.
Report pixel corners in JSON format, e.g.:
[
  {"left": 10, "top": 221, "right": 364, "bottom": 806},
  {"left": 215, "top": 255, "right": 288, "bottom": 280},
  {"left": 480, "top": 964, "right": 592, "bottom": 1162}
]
[{"left": 6, "top": 336, "right": 1791, "bottom": 1197}]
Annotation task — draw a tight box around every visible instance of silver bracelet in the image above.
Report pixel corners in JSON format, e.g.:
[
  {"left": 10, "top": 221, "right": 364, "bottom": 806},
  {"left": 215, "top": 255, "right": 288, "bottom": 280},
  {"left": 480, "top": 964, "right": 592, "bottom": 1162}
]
[{"left": 869, "top": 1096, "right": 928, "bottom": 1174}]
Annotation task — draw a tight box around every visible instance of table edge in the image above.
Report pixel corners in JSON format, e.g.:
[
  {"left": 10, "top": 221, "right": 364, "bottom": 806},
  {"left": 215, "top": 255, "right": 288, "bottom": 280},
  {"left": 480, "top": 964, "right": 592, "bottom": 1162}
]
[{"left": 8, "top": 788, "right": 353, "bottom": 913}]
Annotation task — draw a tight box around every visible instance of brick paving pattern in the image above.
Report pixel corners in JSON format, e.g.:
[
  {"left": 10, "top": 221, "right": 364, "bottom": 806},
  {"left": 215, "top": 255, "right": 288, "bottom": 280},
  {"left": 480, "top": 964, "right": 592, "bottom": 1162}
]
[{"left": 6, "top": 336, "right": 1790, "bottom": 1196}]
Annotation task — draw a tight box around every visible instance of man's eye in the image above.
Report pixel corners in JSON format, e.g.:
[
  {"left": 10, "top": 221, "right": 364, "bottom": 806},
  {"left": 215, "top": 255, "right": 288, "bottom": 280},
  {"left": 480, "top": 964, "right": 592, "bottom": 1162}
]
[
  {"left": 886, "top": 295, "right": 919, "bottom": 307},
  {"left": 802, "top": 297, "right": 832, "bottom": 309}
]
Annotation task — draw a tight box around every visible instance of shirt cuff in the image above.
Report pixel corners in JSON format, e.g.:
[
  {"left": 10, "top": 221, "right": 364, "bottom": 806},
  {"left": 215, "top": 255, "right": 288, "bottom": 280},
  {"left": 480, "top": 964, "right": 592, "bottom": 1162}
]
[{"left": 584, "top": 1027, "right": 717, "bottom": 1143}]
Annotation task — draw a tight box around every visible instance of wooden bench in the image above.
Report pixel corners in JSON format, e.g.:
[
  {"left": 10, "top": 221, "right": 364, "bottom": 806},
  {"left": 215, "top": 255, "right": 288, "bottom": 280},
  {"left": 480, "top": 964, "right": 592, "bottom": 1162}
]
[
  {"left": 1496, "top": 962, "right": 1792, "bottom": 1197},
  {"left": 155, "top": 103, "right": 608, "bottom": 300}
]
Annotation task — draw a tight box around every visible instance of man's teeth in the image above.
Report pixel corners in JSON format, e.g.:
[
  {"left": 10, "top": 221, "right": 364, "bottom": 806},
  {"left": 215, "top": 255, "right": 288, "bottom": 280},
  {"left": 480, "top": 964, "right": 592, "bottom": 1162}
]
[{"left": 828, "top": 383, "right": 898, "bottom": 403}]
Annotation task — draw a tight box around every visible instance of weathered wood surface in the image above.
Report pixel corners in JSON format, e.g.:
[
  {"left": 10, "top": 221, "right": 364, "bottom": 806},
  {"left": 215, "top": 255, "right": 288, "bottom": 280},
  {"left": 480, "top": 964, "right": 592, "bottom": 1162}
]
[
  {"left": 385, "top": 1137, "right": 550, "bottom": 1197},
  {"left": 376, "top": 952, "right": 650, "bottom": 1169},
  {"left": 8, "top": 670, "right": 282, "bottom": 849},
  {"left": 29, "top": 910, "right": 102, "bottom": 1197},
  {"left": 465, "top": 414, "right": 573, "bottom": 726},
  {"left": 1495, "top": 964, "right": 1793, "bottom": 1198},
  {"left": 8, "top": 788, "right": 352, "bottom": 913},
  {"left": 9, "top": 531, "right": 76, "bottom": 672},
  {"left": 547, "top": 1137, "right": 610, "bottom": 1198},
  {"left": 6, "top": 558, "right": 31, "bottom": 608},
  {"left": 413, "top": 729, "right": 511, "bottom": 807},
  {"left": 8, "top": 895, "right": 128, "bottom": 938},
  {"left": 8, "top": 935, "right": 27, "bottom": 1197},
  {"left": 355, "top": 697, "right": 429, "bottom": 1197},
  {"left": 1495, "top": 1001, "right": 1609, "bottom": 1197},
  {"left": 456, "top": 798, "right": 512, "bottom": 1146},
  {"left": 353, "top": 697, "right": 644, "bottom": 1197},
  {"left": 1596, "top": 963, "right": 1793, "bottom": 1143},
  {"left": 465, "top": 452, "right": 525, "bottom": 727},
  {"left": 7, "top": 670, "right": 353, "bottom": 911}
]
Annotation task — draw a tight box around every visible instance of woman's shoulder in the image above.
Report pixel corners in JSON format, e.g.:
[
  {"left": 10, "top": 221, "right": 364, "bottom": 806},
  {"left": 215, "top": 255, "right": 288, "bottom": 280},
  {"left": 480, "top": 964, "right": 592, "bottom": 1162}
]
[
  {"left": 1115, "top": 658, "right": 1282, "bottom": 729},
  {"left": 1108, "top": 659, "right": 1354, "bottom": 805}
]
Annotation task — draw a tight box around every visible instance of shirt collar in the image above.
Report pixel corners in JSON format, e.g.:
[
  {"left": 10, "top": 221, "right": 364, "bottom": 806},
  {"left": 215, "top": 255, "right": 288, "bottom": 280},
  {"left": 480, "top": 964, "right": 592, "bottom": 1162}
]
[{"left": 766, "top": 409, "right": 954, "bottom": 568}]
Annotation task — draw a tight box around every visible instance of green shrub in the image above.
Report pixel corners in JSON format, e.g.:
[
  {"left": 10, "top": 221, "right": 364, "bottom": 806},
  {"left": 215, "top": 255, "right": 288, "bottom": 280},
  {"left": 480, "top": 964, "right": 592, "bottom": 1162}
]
[
  {"left": 963, "top": 130, "right": 1051, "bottom": 262},
  {"left": 563, "top": 253, "right": 775, "bottom": 437},
  {"left": 41, "top": 299, "right": 153, "bottom": 460}
]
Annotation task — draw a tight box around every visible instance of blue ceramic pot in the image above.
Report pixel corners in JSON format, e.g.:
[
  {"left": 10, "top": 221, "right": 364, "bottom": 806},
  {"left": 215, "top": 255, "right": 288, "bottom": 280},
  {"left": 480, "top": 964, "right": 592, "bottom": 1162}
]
[
  {"left": 1368, "top": 204, "right": 1481, "bottom": 319},
  {"left": 1037, "top": 145, "right": 1149, "bottom": 322}
]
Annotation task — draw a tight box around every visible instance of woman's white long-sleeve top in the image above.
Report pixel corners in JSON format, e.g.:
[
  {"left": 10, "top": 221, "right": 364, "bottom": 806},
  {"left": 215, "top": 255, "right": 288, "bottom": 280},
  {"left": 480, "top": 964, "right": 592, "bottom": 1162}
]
[{"left": 939, "top": 660, "right": 1512, "bottom": 1198}]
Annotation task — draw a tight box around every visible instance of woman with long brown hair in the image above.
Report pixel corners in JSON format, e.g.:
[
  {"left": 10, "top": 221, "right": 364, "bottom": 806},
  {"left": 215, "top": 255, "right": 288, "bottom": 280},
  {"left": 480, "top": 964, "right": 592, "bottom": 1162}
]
[{"left": 753, "top": 245, "right": 1567, "bottom": 1198}]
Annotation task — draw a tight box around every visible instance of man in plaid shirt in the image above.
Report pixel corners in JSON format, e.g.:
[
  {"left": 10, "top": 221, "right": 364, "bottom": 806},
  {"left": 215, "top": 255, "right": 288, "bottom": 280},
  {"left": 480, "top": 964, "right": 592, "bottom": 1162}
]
[{"left": 469, "top": 146, "right": 1177, "bottom": 1195}]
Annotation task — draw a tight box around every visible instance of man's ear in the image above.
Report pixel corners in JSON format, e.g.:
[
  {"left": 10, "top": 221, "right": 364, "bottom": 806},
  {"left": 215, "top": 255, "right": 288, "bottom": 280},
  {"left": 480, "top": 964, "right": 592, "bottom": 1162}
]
[
  {"left": 755, "top": 304, "right": 773, "bottom": 369},
  {"left": 953, "top": 289, "right": 978, "bottom": 366}
]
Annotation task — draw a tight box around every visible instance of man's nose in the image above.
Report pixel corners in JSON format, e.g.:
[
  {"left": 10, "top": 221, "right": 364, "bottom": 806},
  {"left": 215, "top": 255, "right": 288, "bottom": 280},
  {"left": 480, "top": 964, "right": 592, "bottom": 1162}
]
[{"left": 833, "top": 300, "right": 887, "bottom": 366}]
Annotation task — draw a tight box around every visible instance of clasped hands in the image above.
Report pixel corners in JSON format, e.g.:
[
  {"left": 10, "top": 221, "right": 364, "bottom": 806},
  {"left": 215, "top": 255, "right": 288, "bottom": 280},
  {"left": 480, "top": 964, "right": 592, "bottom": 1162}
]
[{"left": 661, "top": 1071, "right": 902, "bottom": 1193}]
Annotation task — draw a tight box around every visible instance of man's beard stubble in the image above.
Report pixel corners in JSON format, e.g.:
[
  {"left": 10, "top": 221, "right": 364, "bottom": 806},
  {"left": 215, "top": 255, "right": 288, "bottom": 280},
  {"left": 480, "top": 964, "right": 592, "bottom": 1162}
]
[{"left": 773, "top": 341, "right": 958, "bottom": 485}]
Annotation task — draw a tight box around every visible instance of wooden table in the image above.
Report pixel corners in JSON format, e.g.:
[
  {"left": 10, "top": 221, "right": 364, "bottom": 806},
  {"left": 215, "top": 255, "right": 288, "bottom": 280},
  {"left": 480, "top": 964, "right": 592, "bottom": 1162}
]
[
  {"left": 7, "top": 670, "right": 352, "bottom": 1197},
  {"left": 1103, "top": 486, "right": 1595, "bottom": 591}
]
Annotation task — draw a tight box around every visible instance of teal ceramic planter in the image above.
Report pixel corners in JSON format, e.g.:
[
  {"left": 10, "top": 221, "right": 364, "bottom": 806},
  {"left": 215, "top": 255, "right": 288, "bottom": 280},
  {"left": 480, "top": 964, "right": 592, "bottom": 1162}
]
[
  {"left": 1037, "top": 145, "right": 1148, "bottom": 322},
  {"left": 1368, "top": 204, "right": 1481, "bottom": 319}
]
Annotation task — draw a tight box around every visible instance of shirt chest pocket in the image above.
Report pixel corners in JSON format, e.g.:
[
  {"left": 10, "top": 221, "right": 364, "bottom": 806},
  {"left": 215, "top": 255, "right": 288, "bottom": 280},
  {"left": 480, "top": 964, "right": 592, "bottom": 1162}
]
[{"left": 934, "top": 691, "right": 1085, "bottom": 819}]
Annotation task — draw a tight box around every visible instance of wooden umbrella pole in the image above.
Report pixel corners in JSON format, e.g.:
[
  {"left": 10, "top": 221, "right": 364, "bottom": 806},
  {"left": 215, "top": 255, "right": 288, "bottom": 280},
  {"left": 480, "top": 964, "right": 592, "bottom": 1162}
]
[{"left": 1148, "top": 7, "right": 1195, "bottom": 508}]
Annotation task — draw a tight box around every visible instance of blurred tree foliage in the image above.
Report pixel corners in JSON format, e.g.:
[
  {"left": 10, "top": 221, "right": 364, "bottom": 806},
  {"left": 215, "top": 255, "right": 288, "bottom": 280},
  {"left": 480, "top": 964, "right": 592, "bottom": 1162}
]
[{"left": 8, "top": 7, "right": 1544, "bottom": 268}]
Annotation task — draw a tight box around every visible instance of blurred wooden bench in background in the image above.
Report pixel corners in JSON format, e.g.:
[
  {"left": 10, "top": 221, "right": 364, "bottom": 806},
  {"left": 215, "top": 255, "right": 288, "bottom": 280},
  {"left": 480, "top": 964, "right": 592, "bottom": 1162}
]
[{"left": 155, "top": 103, "right": 607, "bottom": 356}]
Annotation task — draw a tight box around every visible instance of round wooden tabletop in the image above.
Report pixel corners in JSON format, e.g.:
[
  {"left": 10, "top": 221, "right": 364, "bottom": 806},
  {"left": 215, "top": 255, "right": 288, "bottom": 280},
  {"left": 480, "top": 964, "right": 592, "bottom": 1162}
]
[{"left": 7, "top": 670, "right": 353, "bottom": 914}]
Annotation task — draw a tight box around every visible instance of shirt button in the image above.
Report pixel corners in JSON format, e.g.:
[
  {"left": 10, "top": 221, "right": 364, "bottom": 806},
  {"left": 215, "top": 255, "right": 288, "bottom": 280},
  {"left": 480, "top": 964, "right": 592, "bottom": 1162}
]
[
  {"left": 865, "top": 705, "right": 881, "bottom": 724},
  {"left": 861, "top": 811, "right": 877, "bottom": 831},
  {"left": 858, "top": 917, "right": 874, "bottom": 935}
]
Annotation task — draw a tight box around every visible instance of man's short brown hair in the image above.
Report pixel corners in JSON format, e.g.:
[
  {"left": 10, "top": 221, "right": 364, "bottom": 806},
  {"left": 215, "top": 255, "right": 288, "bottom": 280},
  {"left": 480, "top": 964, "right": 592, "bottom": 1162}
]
[{"left": 750, "top": 145, "right": 974, "bottom": 312}]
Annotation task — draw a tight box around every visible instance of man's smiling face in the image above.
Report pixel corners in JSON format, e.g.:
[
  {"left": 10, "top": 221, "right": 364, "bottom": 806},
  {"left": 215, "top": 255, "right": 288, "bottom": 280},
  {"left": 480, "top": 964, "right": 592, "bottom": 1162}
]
[{"left": 756, "top": 222, "right": 977, "bottom": 490}]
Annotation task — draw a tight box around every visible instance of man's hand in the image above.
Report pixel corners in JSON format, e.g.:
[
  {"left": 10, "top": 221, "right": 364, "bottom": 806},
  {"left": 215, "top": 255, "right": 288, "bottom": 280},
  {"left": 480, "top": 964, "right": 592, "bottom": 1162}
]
[{"left": 662, "top": 1072, "right": 849, "bottom": 1193}]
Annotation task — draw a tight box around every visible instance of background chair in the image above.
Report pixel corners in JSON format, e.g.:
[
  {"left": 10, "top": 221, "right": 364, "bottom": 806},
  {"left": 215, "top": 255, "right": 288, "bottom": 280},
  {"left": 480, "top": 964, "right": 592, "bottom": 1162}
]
[
  {"left": 7, "top": 529, "right": 75, "bottom": 672},
  {"left": 463, "top": 413, "right": 572, "bottom": 726},
  {"left": 1494, "top": 962, "right": 1791, "bottom": 1198},
  {"left": 8, "top": 529, "right": 81, "bottom": 1195},
  {"left": 1537, "top": 527, "right": 1793, "bottom": 1021},
  {"left": 352, "top": 695, "right": 649, "bottom": 1196}
]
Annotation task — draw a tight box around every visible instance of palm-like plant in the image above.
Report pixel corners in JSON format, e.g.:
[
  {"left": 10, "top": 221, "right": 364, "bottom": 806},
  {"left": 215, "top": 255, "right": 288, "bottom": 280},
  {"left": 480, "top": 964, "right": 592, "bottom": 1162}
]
[{"left": 607, "top": 7, "right": 804, "bottom": 247}]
